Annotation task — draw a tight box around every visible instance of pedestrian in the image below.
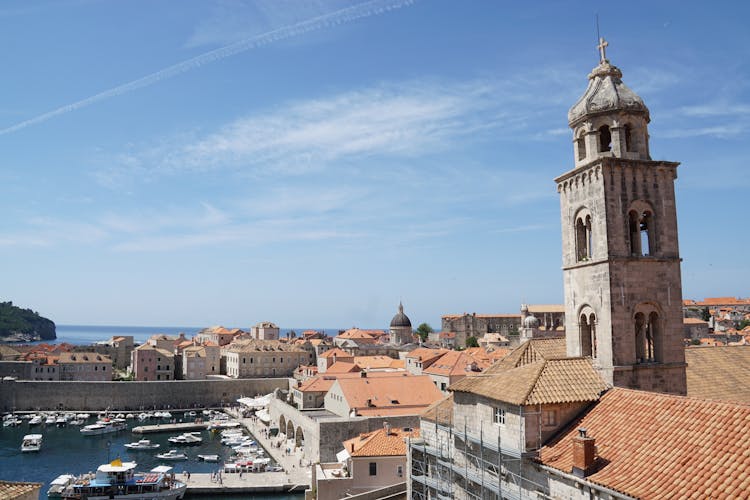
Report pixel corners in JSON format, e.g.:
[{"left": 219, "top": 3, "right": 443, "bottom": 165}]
[{"left": 187, "top": 471, "right": 190, "bottom": 481}]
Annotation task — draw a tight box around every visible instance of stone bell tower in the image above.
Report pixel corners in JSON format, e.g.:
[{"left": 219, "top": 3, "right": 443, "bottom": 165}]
[{"left": 556, "top": 38, "right": 686, "bottom": 394}]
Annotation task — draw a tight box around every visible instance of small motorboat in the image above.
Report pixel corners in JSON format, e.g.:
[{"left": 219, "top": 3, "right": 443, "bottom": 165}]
[
  {"left": 44, "top": 415, "right": 56, "bottom": 425},
  {"left": 197, "top": 454, "right": 219, "bottom": 462},
  {"left": 155, "top": 450, "right": 188, "bottom": 460},
  {"left": 124, "top": 439, "right": 160, "bottom": 450},
  {"left": 28, "top": 415, "right": 43, "bottom": 426},
  {"left": 21, "top": 434, "right": 43, "bottom": 452},
  {"left": 168, "top": 432, "right": 202, "bottom": 445}
]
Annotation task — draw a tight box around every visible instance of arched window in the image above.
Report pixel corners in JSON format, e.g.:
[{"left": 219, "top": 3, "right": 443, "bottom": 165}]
[
  {"left": 578, "top": 307, "right": 597, "bottom": 358},
  {"left": 623, "top": 124, "right": 632, "bottom": 152},
  {"left": 576, "top": 131, "right": 587, "bottom": 161},
  {"left": 575, "top": 212, "right": 593, "bottom": 262},
  {"left": 599, "top": 125, "right": 612, "bottom": 152},
  {"left": 634, "top": 309, "right": 660, "bottom": 363},
  {"left": 628, "top": 205, "right": 655, "bottom": 257},
  {"left": 640, "top": 212, "right": 653, "bottom": 256}
]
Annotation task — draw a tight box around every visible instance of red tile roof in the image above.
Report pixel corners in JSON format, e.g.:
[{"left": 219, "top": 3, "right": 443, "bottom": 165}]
[
  {"left": 539, "top": 387, "right": 750, "bottom": 499},
  {"left": 342, "top": 427, "right": 419, "bottom": 457},
  {"left": 319, "top": 348, "right": 352, "bottom": 359},
  {"left": 335, "top": 374, "right": 443, "bottom": 415}
]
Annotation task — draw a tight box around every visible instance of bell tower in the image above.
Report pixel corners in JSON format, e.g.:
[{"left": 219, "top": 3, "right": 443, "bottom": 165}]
[{"left": 557, "top": 39, "right": 687, "bottom": 395}]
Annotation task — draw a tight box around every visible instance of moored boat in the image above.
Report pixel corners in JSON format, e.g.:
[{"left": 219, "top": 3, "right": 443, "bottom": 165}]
[
  {"left": 167, "top": 432, "right": 202, "bottom": 446},
  {"left": 21, "top": 434, "right": 43, "bottom": 452},
  {"left": 155, "top": 450, "right": 188, "bottom": 461},
  {"left": 124, "top": 439, "right": 160, "bottom": 450},
  {"left": 80, "top": 418, "right": 127, "bottom": 436},
  {"left": 197, "top": 454, "right": 219, "bottom": 462},
  {"left": 47, "top": 460, "right": 186, "bottom": 500}
]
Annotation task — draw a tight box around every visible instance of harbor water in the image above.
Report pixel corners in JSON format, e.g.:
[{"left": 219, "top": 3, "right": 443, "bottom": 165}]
[{"left": 0, "top": 412, "right": 302, "bottom": 499}]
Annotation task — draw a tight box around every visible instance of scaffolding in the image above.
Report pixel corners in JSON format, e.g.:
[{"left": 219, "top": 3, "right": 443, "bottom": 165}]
[{"left": 409, "top": 402, "right": 550, "bottom": 500}]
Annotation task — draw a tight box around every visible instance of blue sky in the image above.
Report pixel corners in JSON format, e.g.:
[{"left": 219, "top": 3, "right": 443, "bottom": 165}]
[{"left": 2, "top": 0, "right": 749, "bottom": 329}]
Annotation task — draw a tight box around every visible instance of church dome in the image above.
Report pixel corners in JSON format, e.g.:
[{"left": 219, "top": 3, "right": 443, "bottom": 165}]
[
  {"left": 523, "top": 314, "right": 540, "bottom": 329},
  {"left": 568, "top": 60, "right": 649, "bottom": 127},
  {"left": 390, "top": 302, "right": 412, "bottom": 328}
]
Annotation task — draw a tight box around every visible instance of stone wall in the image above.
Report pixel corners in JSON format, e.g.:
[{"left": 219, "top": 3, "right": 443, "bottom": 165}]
[{"left": 0, "top": 377, "right": 289, "bottom": 412}]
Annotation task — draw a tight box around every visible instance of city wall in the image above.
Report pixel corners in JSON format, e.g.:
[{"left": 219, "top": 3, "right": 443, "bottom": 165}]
[{"left": 0, "top": 378, "right": 290, "bottom": 412}]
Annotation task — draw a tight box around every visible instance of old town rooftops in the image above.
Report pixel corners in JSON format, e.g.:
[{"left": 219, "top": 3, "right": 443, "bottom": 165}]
[
  {"left": 539, "top": 387, "right": 750, "bottom": 499},
  {"left": 450, "top": 358, "right": 609, "bottom": 406},
  {"left": 484, "top": 337, "right": 568, "bottom": 374},
  {"left": 58, "top": 352, "right": 111, "bottom": 363},
  {"left": 224, "top": 339, "right": 307, "bottom": 353}
]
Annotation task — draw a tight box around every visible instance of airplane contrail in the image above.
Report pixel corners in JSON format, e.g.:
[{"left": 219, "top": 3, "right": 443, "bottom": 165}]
[{"left": 0, "top": 0, "right": 415, "bottom": 136}]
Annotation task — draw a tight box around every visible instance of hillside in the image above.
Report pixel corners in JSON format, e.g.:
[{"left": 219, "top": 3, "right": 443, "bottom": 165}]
[{"left": 0, "top": 301, "right": 56, "bottom": 341}]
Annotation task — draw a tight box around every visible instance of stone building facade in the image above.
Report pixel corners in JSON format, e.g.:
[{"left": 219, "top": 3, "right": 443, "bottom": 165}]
[
  {"left": 223, "top": 340, "right": 312, "bottom": 378},
  {"left": 558, "top": 43, "right": 687, "bottom": 394}
]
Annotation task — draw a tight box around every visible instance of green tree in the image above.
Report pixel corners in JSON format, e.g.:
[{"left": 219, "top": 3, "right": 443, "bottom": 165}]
[
  {"left": 737, "top": 319, "right": 750, "bottom": 331},
  {"left": 466, "top": 336, "right": 479, "bottom": 348},
  {"left": 415, "top": 323, "right": 434, "bottom": 342},
  {"left": 700, "top": 307, "right": 711, "bottom": 322}
]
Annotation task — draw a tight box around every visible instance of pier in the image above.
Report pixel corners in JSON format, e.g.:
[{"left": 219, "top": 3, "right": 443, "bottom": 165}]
[
  {"left": 132, "top": 422, "right": 209, "bottom": 434},
  {"left": 183, "top": 471, "right": 306, "bottom": 496}
]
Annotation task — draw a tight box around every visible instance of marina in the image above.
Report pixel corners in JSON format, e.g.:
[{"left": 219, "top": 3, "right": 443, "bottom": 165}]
[{"left": 0, "top": 410, "right": 305, "bottom": 499}]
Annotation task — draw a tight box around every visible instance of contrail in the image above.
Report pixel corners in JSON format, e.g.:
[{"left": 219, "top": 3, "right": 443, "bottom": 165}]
[{"left": 0, "top": 0, "right": 415, "bottom": 136}]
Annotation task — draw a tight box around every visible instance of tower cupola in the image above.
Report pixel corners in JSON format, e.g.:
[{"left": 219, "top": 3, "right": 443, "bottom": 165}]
[{"left": 568, "top": 38, "right": 651, "bottom": 166}]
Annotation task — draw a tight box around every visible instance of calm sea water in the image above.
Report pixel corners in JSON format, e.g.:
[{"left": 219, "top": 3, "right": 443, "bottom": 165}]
[
  {"left": 44, "top": 325, "right": 342, "bottom": 346},
  {"left": 0, "top": 414, "right": 301, "bottom": 499}
]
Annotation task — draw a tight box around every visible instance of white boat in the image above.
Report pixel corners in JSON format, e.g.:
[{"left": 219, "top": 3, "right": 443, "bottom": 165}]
[
  {"left": 125, "top": 413, "right": 135, "bottom": 419},
  {"left": 124, "top": 439, "right": 160, "bottom": 450},
  {"left": 197, "top": 454, "right": 219, "bottom": 462},
  {"left": 28, "top": 415, "right": 43, "bottom": 426},
  {"left": 138, "top": 412, "right": 149, "bottom": 421},
  {"left": 55, "top": 416, "right": 68, "bottom": 427},
  {"left": 168, "top": 432, "right": 202, "bottom": 445},
  {"left": 80, "top": 418, "right": 127, "bottom": 436},
  {"left": 45, "top": 415, "right": 57, "bottom": 425},
  {"left": 187, "top": 411, "right": 197, "bottom": 417},
  {"left": 21, "top": 434, "right": 43, "bottom": 452},
  {"left": 47, "top": 460, "right": 186, "bottom": 499},
  {"left": 155, "top": 449, "right": 188, "bottom": 460}
]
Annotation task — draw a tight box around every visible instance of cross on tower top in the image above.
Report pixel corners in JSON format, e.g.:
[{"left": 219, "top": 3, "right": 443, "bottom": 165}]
[{"left": 598, "top": 37, "right": 609, "bottom": 64}]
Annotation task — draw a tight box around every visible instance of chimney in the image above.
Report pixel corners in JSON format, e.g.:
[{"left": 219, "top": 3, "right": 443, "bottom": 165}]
[
  {"left": 572, "top": 428, "right": 596, "bottom": 477},
  {"left": 383, "top": 421, "right": 391, "bottom": 435},
  {"left": 360, "top": 370, "right": 367, "bottom": 378}
]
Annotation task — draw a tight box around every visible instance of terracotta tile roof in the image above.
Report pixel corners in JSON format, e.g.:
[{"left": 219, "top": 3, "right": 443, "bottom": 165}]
[
  {"left": 326, "top": 361, "right": 361, "bottom": 374},
  {"left": 338, "top": 328, "right": 387, "bottom": 339},
  {"left": 685, "top": 345, "right": 750, "bottom": 404},
  {"left": 683, "top": 317, "right": 708, "bottom": 325},
  {"left": 319, "top": 348, "right": 352, "bottom": 359},
  {"left": 406, "top": 348, "right": 449, "bottom": 362},
  {"left": 298, "top": 377, "right": 337, "bottom": 393},
  {"left": 439, "top": 332, "right": 456, "bottom": 339},
  {"left": 451, "top": 358, "right": 608, "bottom": 405},
  {"left": 0, "top": 481, "right": 42, "bottom": 498},
  {"left": 539, "top": 387, "right": 750, "bottom": 499},
  {"left": 335, "top": 374, "right": 443, "bottom": 414},
  {"left": 342, "top": 427, "right": 419, "bottom": 457},
  {"left": 485, "top": 337, "right": 567, "bottom": 374},
  {"left": 421, "top": 394, "right": 453, "bottom": 425},
  {"left": 423, "top": 351, "right": 478, "bottom": 377},
  {"left": 354, "top": 355, "right": 398, "bottom": 369},
  {"left": 390, "top": 359, "right": 405, "bottom": 369},
  {"left": 690, "top": 296, "right": 750, "bottom": 307},
  {"left": 58, "top": 352, "right": 111, "bottom": 364}
]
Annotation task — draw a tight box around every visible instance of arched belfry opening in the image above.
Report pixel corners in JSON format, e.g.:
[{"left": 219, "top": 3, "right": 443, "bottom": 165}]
[
  {"left": 574, "top": 210, "right": 593, "bottom": 262},
  {"left": 599, "top": 125, "right": 612, "bottom": 152},
  {"left": 634, "top": 308, "right": 661, "bottom": 363},
  {"left": 579, "top": 307, "right": 597, "bottom": 358},
  {"left": 628, "top": 205, "right": 655, "bottom": 257},
  {"left": 623, "top": 124, "right": 633, "bottom": 152},
  {"left": 576, "top": 130, "right": 587, "bottom": 161}
]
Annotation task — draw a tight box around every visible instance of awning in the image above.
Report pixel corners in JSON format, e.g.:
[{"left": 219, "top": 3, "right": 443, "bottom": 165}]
[{"left": 335, "top": 449, "right": 350, "bottom": 463}]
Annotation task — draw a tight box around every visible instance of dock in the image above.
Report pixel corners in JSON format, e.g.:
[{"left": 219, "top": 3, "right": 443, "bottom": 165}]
[
  {"left": 132, "top": 422, "right": 209, "bottom": 434},
  {"left": 183, "top": 471, "right": 306, "bottom": 496}
]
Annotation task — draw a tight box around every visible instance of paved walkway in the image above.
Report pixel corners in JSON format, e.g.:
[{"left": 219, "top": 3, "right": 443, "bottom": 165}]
[{"left": 223, "top": 408, "right": 311, "bottom": 488}]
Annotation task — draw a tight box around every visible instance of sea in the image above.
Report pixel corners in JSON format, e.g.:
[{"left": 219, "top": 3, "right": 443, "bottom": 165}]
[
  {"left": 0, "top": 414, "right": 302, "bottom": 499},
  {"left": 37, "top": 324, "right": 344, "bottom": 346}
]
